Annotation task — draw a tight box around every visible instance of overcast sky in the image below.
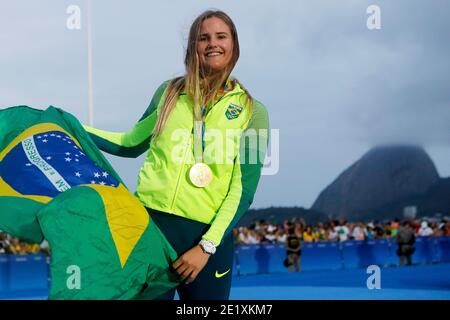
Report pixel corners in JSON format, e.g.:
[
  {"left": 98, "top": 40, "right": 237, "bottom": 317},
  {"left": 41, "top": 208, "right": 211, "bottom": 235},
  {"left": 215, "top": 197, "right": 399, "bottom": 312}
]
[{"left": 1, "top": 0, "right": 449, "bottom": 209}]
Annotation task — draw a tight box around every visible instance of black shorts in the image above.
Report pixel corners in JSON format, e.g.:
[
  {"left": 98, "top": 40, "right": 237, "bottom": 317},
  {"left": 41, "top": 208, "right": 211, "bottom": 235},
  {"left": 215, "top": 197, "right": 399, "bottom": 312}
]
[
  {"left": 397, "top": 244, "right": 415, "bottom": 256},
  {"left": 147, "top": 208, "right": 234, "bottom": 300},
  {"left": 286, "top": 250, "right": 301, "bottom": 257}
]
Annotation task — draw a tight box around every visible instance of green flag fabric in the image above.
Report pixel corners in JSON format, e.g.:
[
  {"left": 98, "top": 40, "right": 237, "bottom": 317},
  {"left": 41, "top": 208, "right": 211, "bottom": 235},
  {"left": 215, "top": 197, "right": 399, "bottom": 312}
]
[{"left": 0, "top": 105, "right": 179, "bottom": 299}]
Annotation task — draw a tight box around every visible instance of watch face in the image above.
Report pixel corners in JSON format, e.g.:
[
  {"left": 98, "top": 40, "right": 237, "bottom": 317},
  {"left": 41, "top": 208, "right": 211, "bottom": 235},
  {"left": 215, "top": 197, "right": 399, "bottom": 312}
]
[
  {"left": 200, "top": 240, "right": 215, "bottom": 254},
  {"left": 204, "top": 243, "right": 213, "bottom": 253}
]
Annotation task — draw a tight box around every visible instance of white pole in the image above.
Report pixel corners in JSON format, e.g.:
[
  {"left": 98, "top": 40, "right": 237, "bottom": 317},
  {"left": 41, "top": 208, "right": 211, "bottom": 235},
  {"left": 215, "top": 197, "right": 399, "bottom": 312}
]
[{"left": 86, "top": 0, "right": 94, "bottom": 126}]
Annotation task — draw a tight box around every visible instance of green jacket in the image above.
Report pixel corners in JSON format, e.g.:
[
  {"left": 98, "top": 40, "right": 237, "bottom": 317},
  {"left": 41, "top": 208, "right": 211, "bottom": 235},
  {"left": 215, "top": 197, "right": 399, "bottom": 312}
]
[{"left": 85, "top": 80, "right": 269, "bottom": 245}]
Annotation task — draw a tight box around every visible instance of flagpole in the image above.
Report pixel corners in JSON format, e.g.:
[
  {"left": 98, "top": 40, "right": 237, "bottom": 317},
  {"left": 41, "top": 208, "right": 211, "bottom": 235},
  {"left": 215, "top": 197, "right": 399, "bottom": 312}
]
[{"left": 86, "top": 0, "right": 94, "bottom": 126}]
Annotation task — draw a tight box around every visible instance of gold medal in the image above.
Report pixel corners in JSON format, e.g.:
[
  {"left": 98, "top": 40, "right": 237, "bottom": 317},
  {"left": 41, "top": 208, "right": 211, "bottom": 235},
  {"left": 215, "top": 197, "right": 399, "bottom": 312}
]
[{"left": 189, "top": 163, "right": 213, "bottom": 188}]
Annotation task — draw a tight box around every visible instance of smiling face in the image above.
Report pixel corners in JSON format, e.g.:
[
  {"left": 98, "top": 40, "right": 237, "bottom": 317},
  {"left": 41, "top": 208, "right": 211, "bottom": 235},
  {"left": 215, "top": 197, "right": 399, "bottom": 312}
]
[{"left": 196, "top": 16, "right": 234, "bottom": 75}]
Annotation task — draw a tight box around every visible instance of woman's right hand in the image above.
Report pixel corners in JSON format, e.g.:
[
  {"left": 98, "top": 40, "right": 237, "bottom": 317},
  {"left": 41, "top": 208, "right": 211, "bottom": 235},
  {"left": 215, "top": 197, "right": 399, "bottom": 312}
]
[{"left": 172, "top": 245, "right": 211, "bottom": 284}]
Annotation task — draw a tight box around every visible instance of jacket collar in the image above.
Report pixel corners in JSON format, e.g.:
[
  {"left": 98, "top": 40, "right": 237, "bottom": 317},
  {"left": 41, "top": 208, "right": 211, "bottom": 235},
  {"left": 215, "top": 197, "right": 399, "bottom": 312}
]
[{"left": 180, "top": 78, "right": 244, "bottom": 97}]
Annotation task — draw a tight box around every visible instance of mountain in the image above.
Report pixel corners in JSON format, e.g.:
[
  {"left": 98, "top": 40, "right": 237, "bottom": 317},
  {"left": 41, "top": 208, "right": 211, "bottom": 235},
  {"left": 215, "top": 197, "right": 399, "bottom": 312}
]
[
  {"left": 311, "top": 145, "right": 442, "bottom": 221},
  {"left": 236, "top": 145, "right": 449, "bottom": 227},
  {"left": 236, "top": 207, "right": 328, "bottom": 227},
  {"left": 365, "top": 177, "right": 450, "bottom": 221}
]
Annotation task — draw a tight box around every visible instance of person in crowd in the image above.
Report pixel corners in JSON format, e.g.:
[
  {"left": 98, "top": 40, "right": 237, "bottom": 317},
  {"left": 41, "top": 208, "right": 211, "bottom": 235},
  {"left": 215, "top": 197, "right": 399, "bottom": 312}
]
[
  {"left": 391, "top": 218, "right": 400, "bottom": 237},
  {"left": 294, "top": 222, "right": 304, "bottom": 240},
  {"left": 373, "top": 221, "right": 384, "bottom": 238},
  {"left": 317, "top": 223, "right": 327, "bottom": 241},
  {"left": 24, "top": 242, "right": 40, "bottom": 254},
  {"left": 0, "top": 232, "right": 9, "bottom": 254},
  {"left": 275, "top": 229, "right": 287, "bottom": 243},
  {"left": 232, "top": 228, "right": 240, "bottom": 244},
  {"left": 335, "top": 220, "right": 350, "bottom": 242},
  {"left": 238, "top": 227, "right": 254, "bottom": 244},
  {"left": 247, "top": 230, "right": 260, "bottom": 244},
  {"left": 264, "top": 227, "right": 277, "bottom": 243},
  {"left": 285, "top": 223, "right": 301, "bottom": 272},
  {"left": 311, "top": 225, "right": 321, "bottom": 241},
  {"left": 39, "top": 240, "right": 51, "bottom": 256},
  {"left": 254, "top": 220, "right": 266, "bottom": 233},
  {"left": 365, "top": 225, "right": 374, "bottom": 239},
  {"left": 303, "top": 226, "right": 315, "bottom": 242},
  {"left": 418, "top": 221, "right": 433, "bottom": 237},
  {"left": 351, "top": 223, "right": 366, "bottom": 241},
  {"left": 327, "top": 223, "right": 339, "bottom": 241},
  {"left": 282, "top": 219, "right": 291, "bottom": 233},
  {"left": 8, "top": 238, "right": 26, "bottom": 255},
  {"left": 259, "top": 231, "right": 273, "bottom": 244},
  {"left": 396, "top": 221, "right": 416, "bottom": 266}
]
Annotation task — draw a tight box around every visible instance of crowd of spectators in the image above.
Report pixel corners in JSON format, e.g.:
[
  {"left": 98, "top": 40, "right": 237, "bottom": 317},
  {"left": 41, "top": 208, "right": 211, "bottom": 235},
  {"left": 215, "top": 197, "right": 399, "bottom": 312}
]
[
  {"left": 0, "top": 231, "right": 50, "bottom": 255},
  {"left": 233, "top": 217, "right": 450, "bottom": 245},
  {"left": 2, "top": 217, "right": 450, "bottom": 255}
]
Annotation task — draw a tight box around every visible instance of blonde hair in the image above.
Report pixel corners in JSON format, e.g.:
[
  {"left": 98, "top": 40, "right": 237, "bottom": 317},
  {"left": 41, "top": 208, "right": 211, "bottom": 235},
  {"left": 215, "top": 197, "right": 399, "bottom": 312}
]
[{"left": 152, "top": 10, "right": 253, "bottom": 138}]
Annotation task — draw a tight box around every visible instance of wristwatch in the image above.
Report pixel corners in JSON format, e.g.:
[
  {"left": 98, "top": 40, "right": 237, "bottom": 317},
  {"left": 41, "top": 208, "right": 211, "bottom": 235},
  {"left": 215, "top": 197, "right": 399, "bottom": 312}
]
[{"left": 199, "top": 239, "right": 217, "bottom": 255}]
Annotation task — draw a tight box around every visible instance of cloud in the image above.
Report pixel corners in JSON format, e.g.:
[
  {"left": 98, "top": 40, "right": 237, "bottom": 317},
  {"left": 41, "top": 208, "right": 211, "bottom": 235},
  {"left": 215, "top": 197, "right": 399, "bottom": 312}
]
[{"left": 1, "top": 0, "right": 449, "bottom": 208}]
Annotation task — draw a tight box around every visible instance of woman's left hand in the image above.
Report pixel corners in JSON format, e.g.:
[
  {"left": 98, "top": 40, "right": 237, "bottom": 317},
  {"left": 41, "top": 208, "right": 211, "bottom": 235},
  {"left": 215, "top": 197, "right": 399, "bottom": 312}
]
[{"left": 172, "top": 245, "right": 210, "bottom": 284}]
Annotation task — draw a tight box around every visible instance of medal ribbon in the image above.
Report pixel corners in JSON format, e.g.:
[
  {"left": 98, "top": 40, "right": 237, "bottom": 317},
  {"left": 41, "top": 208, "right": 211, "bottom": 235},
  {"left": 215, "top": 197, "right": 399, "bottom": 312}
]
[
  {"left": 193, "top": 80, "right": 231, "bottom": 164},
  {"left": 193, "top": 109, "right": 206, "bottom": 164}
]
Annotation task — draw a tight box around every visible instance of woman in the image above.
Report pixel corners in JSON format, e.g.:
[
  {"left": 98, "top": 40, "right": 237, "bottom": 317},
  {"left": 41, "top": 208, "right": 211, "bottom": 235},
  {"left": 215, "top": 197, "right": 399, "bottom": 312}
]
[
  {"left": 302, "top": 226, "right": 315, "bottom": 242},
  {"left": 85, "top": 10, "right": 269, "bottom": 300},
  {"left": 284, "top": 223, "right": 301, "bottom": 272}
]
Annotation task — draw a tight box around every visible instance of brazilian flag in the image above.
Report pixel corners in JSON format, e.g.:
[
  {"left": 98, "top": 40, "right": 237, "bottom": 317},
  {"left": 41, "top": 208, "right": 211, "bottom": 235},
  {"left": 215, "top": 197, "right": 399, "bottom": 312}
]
[{"left": 0, "top": 105, "right": 179, "bottom": 299}]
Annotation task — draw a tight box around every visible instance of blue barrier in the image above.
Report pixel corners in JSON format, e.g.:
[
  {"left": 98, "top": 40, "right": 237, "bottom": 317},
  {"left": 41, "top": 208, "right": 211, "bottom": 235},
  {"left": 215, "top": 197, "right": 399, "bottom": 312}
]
[
  {"left": 435, "top": 237, "right": 450, "bottom": 262},
  {"left": 232, "top": 249, "right": 240, "bottom": 276},
  {"left": 0, "top": 256, "right": 9, "bottom": 292},
  {"left": 236, "top": 244, "right": 282, "bottom": 275},
  {"left": 414, "top": 236, "right": 439, "bottom": 264},
  {"left": 237, "top": 242, "right": 342, "bottom": 275},
  {"left": 261, "top": 244, "right": 287, "bottom": 273},
  {"left": 301, "top": 242, "right": 342, "bottom": 271},
  {"left": 342, "top": 238, "right": 397, "bottom": 269},
  {"left": 235, "top": 236, "right": 450, "bottom": 275},
  {"left": 0, "top": 237, "right": 449, "bottom": 296},
  {"left": 0, "top": 254, "right": 49, "bottom": 298}
]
